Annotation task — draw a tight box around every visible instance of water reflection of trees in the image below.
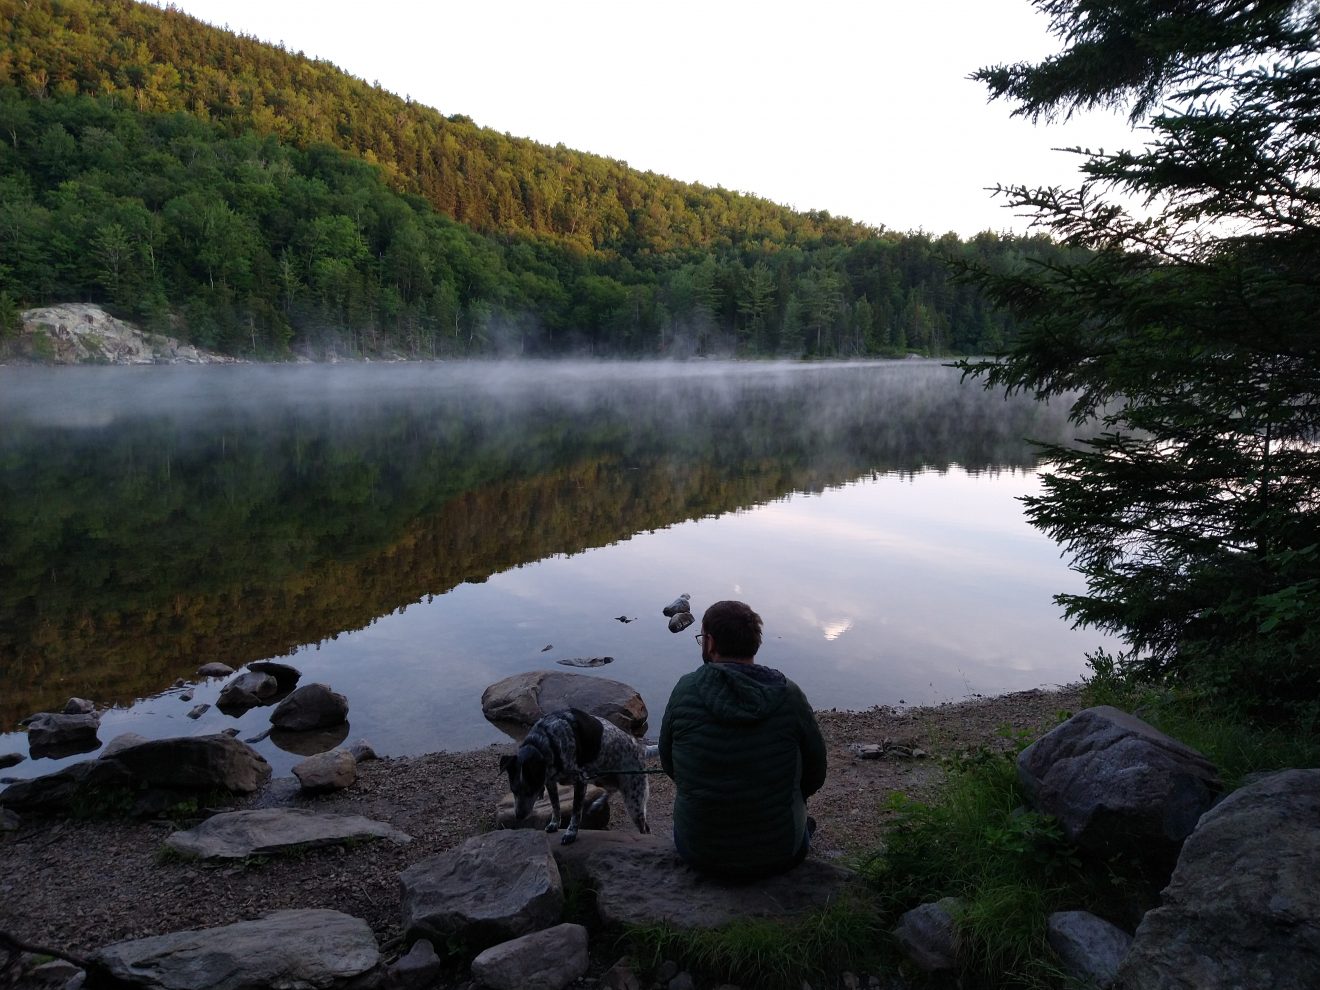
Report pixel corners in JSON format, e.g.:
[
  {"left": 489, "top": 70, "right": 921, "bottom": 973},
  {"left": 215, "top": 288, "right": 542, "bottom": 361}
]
[{"left": 0, "top": 364, "right": 1075, "bottom": 724}]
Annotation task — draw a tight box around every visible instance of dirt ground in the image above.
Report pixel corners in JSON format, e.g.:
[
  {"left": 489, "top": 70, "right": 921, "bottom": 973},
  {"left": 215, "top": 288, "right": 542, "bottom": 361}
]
[{"left": 0, "top": 686, "right": 1083, "bottom": 968}]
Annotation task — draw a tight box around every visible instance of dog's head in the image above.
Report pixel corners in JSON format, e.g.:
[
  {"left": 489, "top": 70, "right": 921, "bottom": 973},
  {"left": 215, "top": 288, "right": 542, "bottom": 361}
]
[{"left": 500, "top": 749, "right": 546, "bottom": 820}]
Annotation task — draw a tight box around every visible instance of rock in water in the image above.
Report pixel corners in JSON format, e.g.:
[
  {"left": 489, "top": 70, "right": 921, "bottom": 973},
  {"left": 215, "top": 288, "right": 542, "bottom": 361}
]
[
  {"left": 481, "top": 671, "right": 648, "bottom": 739},
  {"left": 270, "top": 683, "right": 349, "bottom": 731},
  {"left": 555, "top": 656, "right": 614, "bottom": 668},
  {"left": 667, "top": 611, "right": 694, "bottom": 633},
  {"left": 662, "top": 594, "right": 691, "bottom": 617}
]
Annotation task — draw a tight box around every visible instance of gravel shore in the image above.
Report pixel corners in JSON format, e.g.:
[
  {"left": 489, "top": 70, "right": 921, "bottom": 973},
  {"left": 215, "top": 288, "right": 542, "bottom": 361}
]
[{"left": 0, "top": 686, "right": 1083, "bottom": 961}]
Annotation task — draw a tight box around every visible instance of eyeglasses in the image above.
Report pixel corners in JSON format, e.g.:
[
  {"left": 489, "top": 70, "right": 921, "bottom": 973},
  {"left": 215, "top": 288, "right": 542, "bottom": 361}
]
[{"left": 693, "top": 633, "right": 704, "bottom": 644}]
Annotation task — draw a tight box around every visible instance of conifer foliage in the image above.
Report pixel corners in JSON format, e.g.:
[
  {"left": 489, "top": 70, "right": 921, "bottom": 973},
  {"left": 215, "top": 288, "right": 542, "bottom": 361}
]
[{"left": 963, "top": 0, "right": 1320, "bottom": 717}]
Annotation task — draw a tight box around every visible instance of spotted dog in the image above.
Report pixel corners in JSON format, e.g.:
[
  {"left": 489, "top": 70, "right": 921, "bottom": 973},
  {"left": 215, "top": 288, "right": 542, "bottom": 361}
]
[{"left": 500, "top": 707, "right": 652, "bottom": 844}]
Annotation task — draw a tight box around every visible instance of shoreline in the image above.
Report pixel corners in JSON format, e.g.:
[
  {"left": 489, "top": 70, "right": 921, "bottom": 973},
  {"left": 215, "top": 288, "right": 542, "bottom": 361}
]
[{"left": 0, "top": 686, "right": 1084, "bottom": 957}]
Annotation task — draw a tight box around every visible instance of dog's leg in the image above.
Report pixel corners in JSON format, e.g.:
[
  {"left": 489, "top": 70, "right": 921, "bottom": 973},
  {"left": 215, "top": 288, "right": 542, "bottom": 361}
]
[
  {"left": 622, "top": 776, "right": 650, "bottom": 835},
  {"left": 543, "top": 777, "right": 561, "bottom": 834},
  {"left": 562, "top": 777, "right": 586, "bottom": 845}
]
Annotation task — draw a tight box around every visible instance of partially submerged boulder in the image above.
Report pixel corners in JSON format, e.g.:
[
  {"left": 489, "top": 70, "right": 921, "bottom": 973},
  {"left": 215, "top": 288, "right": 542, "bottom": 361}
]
[
  {"left": 25, "top": 712, "right": 101, "bottom": 759},
  {"left": 104, "top": 733, "right": 271, "bottom": 794},
  {"left": 1118, "top": 768, "right": 1320, "bottom": 990},
  {"left": 482, "top": 671, "right": 648, "bottom": 739},
  {"left": 270, "top": 683, "right": 349, "bottom": 731},
  {"left": 1017, "top": 706, "right": 1221, "bottom": 855},
  {"left": 400, "top": 830, "right": 563, "bottom": 951},
  {"left": 0, "top": 759, "right": 133, "bottom": 815},
  {"left": 88, "top": 909, "right": 381, "bottom": 988},
  {"left": 164, "top": 808, "right": 411, "bottom": 860},
  {"left": 247, "top": 660, "right": 302, "bottom": 693},
  {"left": 216, "top": 671, "right": 279, "bottom": 713}
]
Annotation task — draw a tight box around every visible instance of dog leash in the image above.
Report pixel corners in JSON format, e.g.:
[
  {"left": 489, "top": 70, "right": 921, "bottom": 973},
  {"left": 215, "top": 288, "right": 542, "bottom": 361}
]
[{"left": 590, "top": 767, "right": 670, "bottom": 775}]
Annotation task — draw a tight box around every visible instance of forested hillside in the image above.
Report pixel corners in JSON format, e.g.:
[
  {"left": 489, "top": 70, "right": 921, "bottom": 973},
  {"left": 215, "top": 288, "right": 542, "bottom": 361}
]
[{"left": 0, "top": 0, "right": 1067, "bottom": 358}]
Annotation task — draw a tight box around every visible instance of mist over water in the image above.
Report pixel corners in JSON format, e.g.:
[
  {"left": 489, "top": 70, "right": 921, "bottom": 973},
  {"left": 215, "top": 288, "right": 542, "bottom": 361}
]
[{"left": 0, "top": 360, "right": 1106, "bottom": 780}]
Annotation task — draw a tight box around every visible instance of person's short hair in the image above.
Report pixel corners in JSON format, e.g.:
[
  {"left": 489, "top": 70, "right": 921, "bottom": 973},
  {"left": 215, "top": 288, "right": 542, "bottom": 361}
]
[{"left": 702, "top": 600, "right": 763, "bottom": 659}]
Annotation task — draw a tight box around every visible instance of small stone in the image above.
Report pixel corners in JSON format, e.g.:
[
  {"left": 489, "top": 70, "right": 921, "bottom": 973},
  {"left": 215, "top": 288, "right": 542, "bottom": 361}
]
[
  {"left": 656, "top": 961, "right": 679, "bottom": 983},
  {"left": 187, "top": 704, "right": 210, "bottom": 720},
  {"left": 849, "top": 743, "right": 884, "bottom": 759},
  {"left": 602, "top": 957, "right": 643, "bottom": 990},
  {"left": 172, "top": 679, "right": 186, "bottom": 688},
  {"left": 197, "top": 662, "right": 234, "bottom": 678},
  {"left": 100, "top": 733, "right": 149, "bottom": 759},
  {"left": 179, "top": 690, "right": 194, "bottom": 703},
  {"left": 0, "top": 752, "right": 24, "bottom": 770},
  {"left": 389, "top": 938, "right": 442, "bottom": 990},
  {"left": 669, "top": 973, "right": 695, "bottom": 990},
  {"left": 0, "top": 809, "right": 20, "bottom": 832},
  {"left": 348, "top": 739, "right": 379, "bottom": 763},
  {"left": 62, "top": 698, "right": 95, "bottom": 715}
]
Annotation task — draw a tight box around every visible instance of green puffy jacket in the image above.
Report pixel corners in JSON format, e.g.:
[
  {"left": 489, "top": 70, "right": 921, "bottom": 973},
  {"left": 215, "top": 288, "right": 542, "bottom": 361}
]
[{"left": 659, "top": 661, "right": 827, "bottom": 877}]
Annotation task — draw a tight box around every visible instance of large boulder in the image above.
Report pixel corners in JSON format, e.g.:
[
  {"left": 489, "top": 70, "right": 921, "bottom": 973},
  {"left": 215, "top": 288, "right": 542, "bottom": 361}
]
[
  {"left": 399, "top": 830, "right": 563, "bottom": 951},
  {"left": 104, "top": 733, "right": 272, "bottom": 794},
  {"left": 1017, "top": 706, "right": 1221, "bottom": 855},
  {"left": 0, "top": 759, "right": 133, "bottom": 815},
  {"left": 88, "top": 909, "right": 381, "bottom": 989},
  {"left": 1118, "top": 768, "right": 1320, "bottom": 990},
  {"left": 25, "top": 712, "right": 101, "bottom": 759},
  {"left": 165, "top": 808, "right": 411, "bottom": 860},
  {"left": 481, "top": 671, "right": 648, "bottom": 739},
  {"left": 270, "top": 683, "right": 349, "bottom": 731},
  {"left": 552, "top": 831, "right": 858, "bottom": 929},
  {"left": 470, "top": 923, "right": 589, "bottom": 990}
]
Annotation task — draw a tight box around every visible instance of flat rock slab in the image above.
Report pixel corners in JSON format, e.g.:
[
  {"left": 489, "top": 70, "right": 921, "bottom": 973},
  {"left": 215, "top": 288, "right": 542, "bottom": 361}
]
[
  {"left": 90, "top": 908, "right": 381, "bottom": 989},
  {"left": 550, "top": 831, "right": 858, "bottom": 929},
  {"left": 165, "top": 808, "right": 412, "bottom": 860}
]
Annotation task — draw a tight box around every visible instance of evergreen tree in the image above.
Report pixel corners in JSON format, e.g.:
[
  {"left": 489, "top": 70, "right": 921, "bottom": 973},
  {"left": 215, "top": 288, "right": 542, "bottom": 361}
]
[{"left": 962, "top": 0, "right": 1320, "bottom": 718}]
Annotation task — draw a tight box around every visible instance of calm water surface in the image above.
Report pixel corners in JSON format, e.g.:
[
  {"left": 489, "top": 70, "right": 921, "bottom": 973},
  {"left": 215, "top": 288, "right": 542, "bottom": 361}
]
[{"left": 0, "top": 361, "right": 1106, "bottom": 780}]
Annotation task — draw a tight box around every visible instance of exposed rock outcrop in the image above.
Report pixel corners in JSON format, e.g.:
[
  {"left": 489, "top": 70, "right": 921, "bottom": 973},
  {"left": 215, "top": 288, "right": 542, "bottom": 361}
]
[{"left": 15, "top": 304, "right": 236, "bottom": 365}]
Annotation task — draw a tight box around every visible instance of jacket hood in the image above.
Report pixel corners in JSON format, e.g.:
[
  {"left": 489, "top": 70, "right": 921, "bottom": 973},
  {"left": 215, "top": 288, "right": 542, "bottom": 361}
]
[{"left": 691, "top": 662, "right": 789, "bottom": 723}]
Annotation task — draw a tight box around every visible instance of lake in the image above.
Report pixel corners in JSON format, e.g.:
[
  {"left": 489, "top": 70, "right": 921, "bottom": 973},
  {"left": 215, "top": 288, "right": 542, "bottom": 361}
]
[{"left": 0, "top": 360, "right": 1106, "bottom": 780}]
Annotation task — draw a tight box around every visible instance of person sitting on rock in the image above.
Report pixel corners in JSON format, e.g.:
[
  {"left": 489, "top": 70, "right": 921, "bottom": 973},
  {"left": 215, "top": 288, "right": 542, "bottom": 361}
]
[{"left": 659, "top": 599, "right": 827, "bottom": 878}]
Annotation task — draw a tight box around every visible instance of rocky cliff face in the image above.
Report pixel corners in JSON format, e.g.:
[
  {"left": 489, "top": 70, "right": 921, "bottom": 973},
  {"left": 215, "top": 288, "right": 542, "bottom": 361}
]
[{"left": 11, "top": 304, "right": 237, "bottom": 365}]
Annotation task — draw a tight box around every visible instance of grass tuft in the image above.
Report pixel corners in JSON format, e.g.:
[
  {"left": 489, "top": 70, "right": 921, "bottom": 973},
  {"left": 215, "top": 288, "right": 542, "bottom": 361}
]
[{"left": 621, "top": 895, "right": 884, "bottom": 990}]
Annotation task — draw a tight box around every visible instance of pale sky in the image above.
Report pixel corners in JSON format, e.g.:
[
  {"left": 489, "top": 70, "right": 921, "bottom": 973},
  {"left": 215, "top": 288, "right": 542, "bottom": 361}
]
[{"left": 156, "top": 0, "right": 1139, "bottom": 238}]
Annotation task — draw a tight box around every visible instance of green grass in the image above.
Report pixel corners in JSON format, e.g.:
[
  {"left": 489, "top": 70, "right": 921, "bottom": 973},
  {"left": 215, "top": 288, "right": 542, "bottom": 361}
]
[{"left": 621, "top": 895, "right": 885, "bottom": 990}]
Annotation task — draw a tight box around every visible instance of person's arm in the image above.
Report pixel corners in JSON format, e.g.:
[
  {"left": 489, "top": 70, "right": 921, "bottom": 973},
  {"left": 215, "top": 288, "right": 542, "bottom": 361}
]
[
  {"left": 796, "top": 689, "right": 827, "bottom": 798},
  {"left": 659, "top": 695, "right": 675, "bottom": 779}
]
